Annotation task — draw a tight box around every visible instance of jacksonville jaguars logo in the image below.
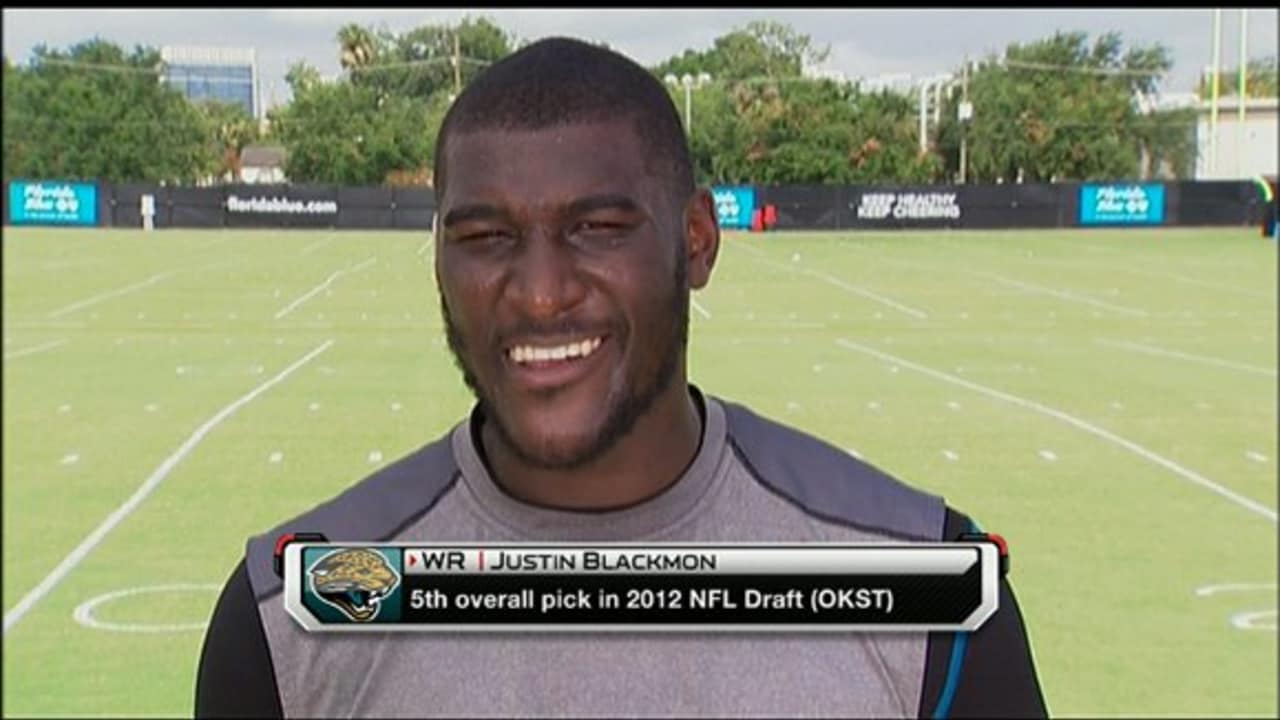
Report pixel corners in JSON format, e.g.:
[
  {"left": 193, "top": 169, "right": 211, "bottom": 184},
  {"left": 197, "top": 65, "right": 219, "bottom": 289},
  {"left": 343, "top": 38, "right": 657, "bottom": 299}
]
[{"left": 307, "top": 548, "right": 400, "bottom": 622}]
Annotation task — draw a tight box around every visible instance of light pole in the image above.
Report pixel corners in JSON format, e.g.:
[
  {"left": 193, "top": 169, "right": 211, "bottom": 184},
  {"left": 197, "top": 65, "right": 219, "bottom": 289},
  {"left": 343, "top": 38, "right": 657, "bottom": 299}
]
[{"left": 664, "top": 72, "right": 712, "bottom": 135}]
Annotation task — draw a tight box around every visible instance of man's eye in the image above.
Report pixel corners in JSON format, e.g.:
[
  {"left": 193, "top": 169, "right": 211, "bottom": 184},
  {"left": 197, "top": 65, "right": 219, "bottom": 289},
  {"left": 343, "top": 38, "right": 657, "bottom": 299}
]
[
  {"left": 573, "top": 220, "right": 627, "bottom": 236},
  {"left": 459, "top": 229, "right": 513, "bottom": 244}
]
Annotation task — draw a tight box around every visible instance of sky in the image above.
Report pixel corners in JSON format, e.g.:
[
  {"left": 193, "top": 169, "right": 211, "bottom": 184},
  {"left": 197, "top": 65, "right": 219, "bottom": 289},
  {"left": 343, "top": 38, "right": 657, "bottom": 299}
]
[{"left": 4, "top": 8, "right": 1277, "bottom": 112}]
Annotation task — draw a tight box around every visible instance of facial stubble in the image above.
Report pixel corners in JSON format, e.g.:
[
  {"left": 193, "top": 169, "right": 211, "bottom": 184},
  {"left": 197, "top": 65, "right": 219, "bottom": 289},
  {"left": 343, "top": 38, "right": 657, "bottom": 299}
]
[{"left": 440, "top": 256, "right": 689, "bottom": 472}]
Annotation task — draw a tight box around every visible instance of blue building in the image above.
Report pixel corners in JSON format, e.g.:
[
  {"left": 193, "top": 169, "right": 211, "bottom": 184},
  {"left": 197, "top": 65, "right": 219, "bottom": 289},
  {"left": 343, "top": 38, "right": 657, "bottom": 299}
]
[{"left": 161, "top": 46, "right": 260, "bottom": 119}]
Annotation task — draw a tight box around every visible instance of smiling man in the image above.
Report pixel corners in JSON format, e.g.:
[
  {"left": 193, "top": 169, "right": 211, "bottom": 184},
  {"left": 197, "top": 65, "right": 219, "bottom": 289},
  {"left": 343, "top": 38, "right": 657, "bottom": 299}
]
[{"left": 196, "top": 38, "right": 1047, "bottom": 719}]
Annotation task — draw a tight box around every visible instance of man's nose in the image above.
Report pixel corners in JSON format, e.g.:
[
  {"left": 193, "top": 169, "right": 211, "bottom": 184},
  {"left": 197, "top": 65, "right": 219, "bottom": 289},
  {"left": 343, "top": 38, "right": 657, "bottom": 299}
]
[{"left": 505, "top": 233, "right": 587, "bottom": 320}]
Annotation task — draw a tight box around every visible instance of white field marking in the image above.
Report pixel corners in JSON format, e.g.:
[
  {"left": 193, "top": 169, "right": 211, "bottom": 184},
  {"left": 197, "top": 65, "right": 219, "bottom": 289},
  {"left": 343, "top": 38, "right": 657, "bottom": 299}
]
[
  {"left": 732, "top": 241, "right": 929, "bottom": 319},
  {"left": 1232, "top": 610, "right": 1278, "bottom": 631},
  {"left": 309, "top": 402, "right": 320, "bottom": 411},
  {"left": 1039, "top": 449, "right": 1058, "bottom": 462},
  {"left": 1127, "top": 266, "right": 1271, "bottom": 300},
  {"left": 299, "top": 235, "right": 337, "bottom": 256},
  {"left": 417, "top": 238, "right": 433, "bottom": 256},
  {"left": 60, "top": 453, "right": 79, "bottom": 465},
  {"left": 835, "top": 338, "right": 1279, "bottom": 524},
  {"left": 947, "top": 401, "right": 962, "bottom": 411},
  {"left": 176, "top": 366, "right": 188, "bottom": 376},
  {"left": 72, "top": 584, "right": 219, "bottom": 633},
  {"left": 47, "top": 271, "right": 174, "bottom": 318},
  {"left": 3, "top": 339, "right": 67, "bottom": 361},
  {"left": 1094, "top": 338, "right": 1277, "bottom": 378},
  {"left": 1246, "top": 451, "right": 1268, "bottom": 463},
  {"left": 368, "top": 450, "right": 384, "bottom": 464},
  {"left": 1196, "top": 583, "right": 1278, "bottom": 597},
  {"left": 691, "top": 298, "right": 712, "bottom": 320},
  {"left": 273, "top": 256, "right": 377, "bottom": 320},
  {"left": 977, "top": 272, "right": 1148, "bottom": 317},
  {"left": 943, "top": 450, "right": 959, "bottom": 462},
  {"left": 3, "top": 338, "right": 334, "bottom": 635},
  {"left": 845, "top": 447, "right": 863, "bottom": 459},
  {"left": 57, "top": 404, "right": 71, "bottom": 414},
  {"left": 269, "top": 451, "right": 283, "bottom": 464},
  {"left": 867, "top": 401, "right": 881, "bottom": 411},
  {"left": 391, "top": 402, "right": 403, "bottom": 412}
]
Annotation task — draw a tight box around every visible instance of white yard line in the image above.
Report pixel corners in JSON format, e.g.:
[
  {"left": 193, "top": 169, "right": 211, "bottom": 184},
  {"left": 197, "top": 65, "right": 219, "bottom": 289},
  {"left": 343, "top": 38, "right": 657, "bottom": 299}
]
[
  {"left": 273, "top": 257, "right": 377, "bottom": 320},
  {"left": 2, "top": 339, "right": 335, "bottom": 635},
  {"left": 47, "top": 272, "right": 175, "bottom": 319},
  {"left": 299, "top": 235, "right": 337, "bottom": 256},
  {"left": 1094, "top": 338, "right": 1276, "bottom": 378},
  {"left": 691, "top": 298, "right": 712, "bottom": 320},
  {"left": 733, "top": 241, "right": 929, "bottom": 320},
  {"left": 44, "top": 260, "right": 238, "bottom": 319},
  {"left": 3, "top": 339, "right": 67, "bottom": 361},
  {"left": 416, "top": 238, "right": 434, "bottom": 256},
  {"left": 835, "top": 338, "right": 1278, "bottom": 524},
  {"left": 976, "top": 272, "right": 1148, "bottom": 317}
]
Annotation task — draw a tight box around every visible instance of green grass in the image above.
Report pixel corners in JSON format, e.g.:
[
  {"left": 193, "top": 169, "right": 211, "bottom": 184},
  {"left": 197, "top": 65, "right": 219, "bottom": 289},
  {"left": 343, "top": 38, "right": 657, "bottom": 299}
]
[{"left": 3, "top": 225, "right": 1276, "bottom": 717}]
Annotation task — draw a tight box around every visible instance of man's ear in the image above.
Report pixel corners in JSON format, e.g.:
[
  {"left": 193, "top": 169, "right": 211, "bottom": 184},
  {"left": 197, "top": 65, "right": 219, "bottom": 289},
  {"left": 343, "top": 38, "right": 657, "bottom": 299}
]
[{"left": 684, "top": 187, "right": 720, "bottom": 290}]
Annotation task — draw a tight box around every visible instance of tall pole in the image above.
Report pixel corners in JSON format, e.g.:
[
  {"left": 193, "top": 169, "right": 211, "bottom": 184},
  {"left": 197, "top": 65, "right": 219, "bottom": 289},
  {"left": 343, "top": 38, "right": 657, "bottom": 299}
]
[
  {"left": 1209, "top": 8, "right": 1222, "bottom": 178},
  {"left": 960, "top": 58, "right": 969, "bottom": 184},
  {"left": 453, "top": 31, "right": 462, "bottom": 98},
  {"left": 919, "top": 82, "right": 929, "bottom": 155},
  {"left": 1237, "top": 8, "right": 1248, "bottom": 177},
  {"left": 685, "top": 83, "right": 692, "bottom": 136}
]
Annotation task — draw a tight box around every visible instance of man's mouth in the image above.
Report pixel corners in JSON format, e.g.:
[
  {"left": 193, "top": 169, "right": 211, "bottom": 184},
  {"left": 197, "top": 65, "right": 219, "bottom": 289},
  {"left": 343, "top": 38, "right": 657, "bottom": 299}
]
[
  {"left": 502, "top": 335, "right": 610, "bottom": 391},
  {"left": 506, "top": 336, "right": 605, "bottom": 364}
]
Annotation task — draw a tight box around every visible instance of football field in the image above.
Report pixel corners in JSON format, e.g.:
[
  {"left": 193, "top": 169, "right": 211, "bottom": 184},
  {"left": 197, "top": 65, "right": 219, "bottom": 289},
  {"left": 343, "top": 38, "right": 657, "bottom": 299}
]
[{"left": 3, "top": 225, "right": 1276, "bottom": 717}]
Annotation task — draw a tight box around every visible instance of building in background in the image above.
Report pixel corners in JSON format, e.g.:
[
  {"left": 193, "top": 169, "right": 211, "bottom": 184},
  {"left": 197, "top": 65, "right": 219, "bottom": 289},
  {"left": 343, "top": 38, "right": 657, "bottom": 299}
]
[
  {"left": 1194, "top": 97, "right": 1279, "bottom": 180},
  {"left": 160, "top": 46, "right": 260, "bottom": 119}
]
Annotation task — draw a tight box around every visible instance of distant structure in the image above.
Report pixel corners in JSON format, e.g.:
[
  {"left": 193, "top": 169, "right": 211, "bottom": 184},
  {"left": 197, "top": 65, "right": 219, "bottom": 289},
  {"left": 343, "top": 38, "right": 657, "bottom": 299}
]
[{"left": 160, "top": 46, "right": 260, "bottom": 119}]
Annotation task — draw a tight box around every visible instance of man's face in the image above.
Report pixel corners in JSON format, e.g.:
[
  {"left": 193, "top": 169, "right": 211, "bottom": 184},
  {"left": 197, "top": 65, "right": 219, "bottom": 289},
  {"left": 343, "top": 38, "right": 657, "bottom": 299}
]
[{"left": 435, "top": 120, "right": 692, "bottom": 471}]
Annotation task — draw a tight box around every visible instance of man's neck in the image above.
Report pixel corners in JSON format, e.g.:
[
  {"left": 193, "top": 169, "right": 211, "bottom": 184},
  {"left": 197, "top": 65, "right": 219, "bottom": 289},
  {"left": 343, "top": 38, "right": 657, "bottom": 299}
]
[{"left": 476, "top": 385, "right": 705, "bottom": 512}]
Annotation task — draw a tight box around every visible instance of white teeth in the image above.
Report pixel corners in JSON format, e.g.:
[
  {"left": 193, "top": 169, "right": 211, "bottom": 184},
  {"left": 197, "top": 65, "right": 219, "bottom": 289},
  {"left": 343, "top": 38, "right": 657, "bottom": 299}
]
[{"left": 509, "top": 337, "right": 604, "bottom": 364}]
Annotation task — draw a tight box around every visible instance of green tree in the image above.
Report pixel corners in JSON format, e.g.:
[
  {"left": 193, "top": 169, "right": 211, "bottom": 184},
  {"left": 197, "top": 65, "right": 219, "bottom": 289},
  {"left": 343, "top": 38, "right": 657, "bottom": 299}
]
[
  {"left": 1198, "top": 56, "right": 1279, "bottom": 98},
  {"left": 347, "top": 17, "right": 513, "bottom": 101},
  {"left": 268, "top": 63, "right": 431, "bottom": 185},
  {"left": 934, "top": 31, "right": 1192, "bottom": 181},
  {"left": 653, "top": 20, "right": 829, "bottom": 82},
  {"left": 2, "top": 39, "right": 213, "bottom": 183},
  {"left": 196, "top": 100, "right": 260, "bottom": 182}
]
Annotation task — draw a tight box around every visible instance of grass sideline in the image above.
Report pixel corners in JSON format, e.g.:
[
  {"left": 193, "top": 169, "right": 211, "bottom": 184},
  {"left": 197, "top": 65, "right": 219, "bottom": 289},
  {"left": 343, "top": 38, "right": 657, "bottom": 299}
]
[{"left": 2, "top": 225, "right": 1276, "bottom": 716}]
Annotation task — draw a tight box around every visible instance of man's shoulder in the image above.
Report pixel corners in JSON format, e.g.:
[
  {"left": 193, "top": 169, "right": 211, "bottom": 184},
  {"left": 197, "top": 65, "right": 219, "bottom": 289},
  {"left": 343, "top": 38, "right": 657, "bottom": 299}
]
[
  {"left": 713, "top": 396, "right": 948, "bottom": 541},
  {"left": 241, "top": 427, "right": 461, "bottom": 600}
]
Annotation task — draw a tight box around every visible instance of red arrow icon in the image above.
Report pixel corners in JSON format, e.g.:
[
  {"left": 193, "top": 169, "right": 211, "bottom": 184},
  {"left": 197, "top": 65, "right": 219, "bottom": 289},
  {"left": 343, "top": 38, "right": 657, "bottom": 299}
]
[{"left": 408, "top": 552, "right": 417, "bottom": 567}]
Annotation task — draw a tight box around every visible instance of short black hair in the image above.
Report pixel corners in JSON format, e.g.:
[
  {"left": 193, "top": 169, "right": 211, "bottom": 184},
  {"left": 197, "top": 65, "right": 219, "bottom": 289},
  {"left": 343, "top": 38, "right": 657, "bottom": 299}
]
[{"left": 433, "top": 37, "right": 694, "bottom": 204}]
